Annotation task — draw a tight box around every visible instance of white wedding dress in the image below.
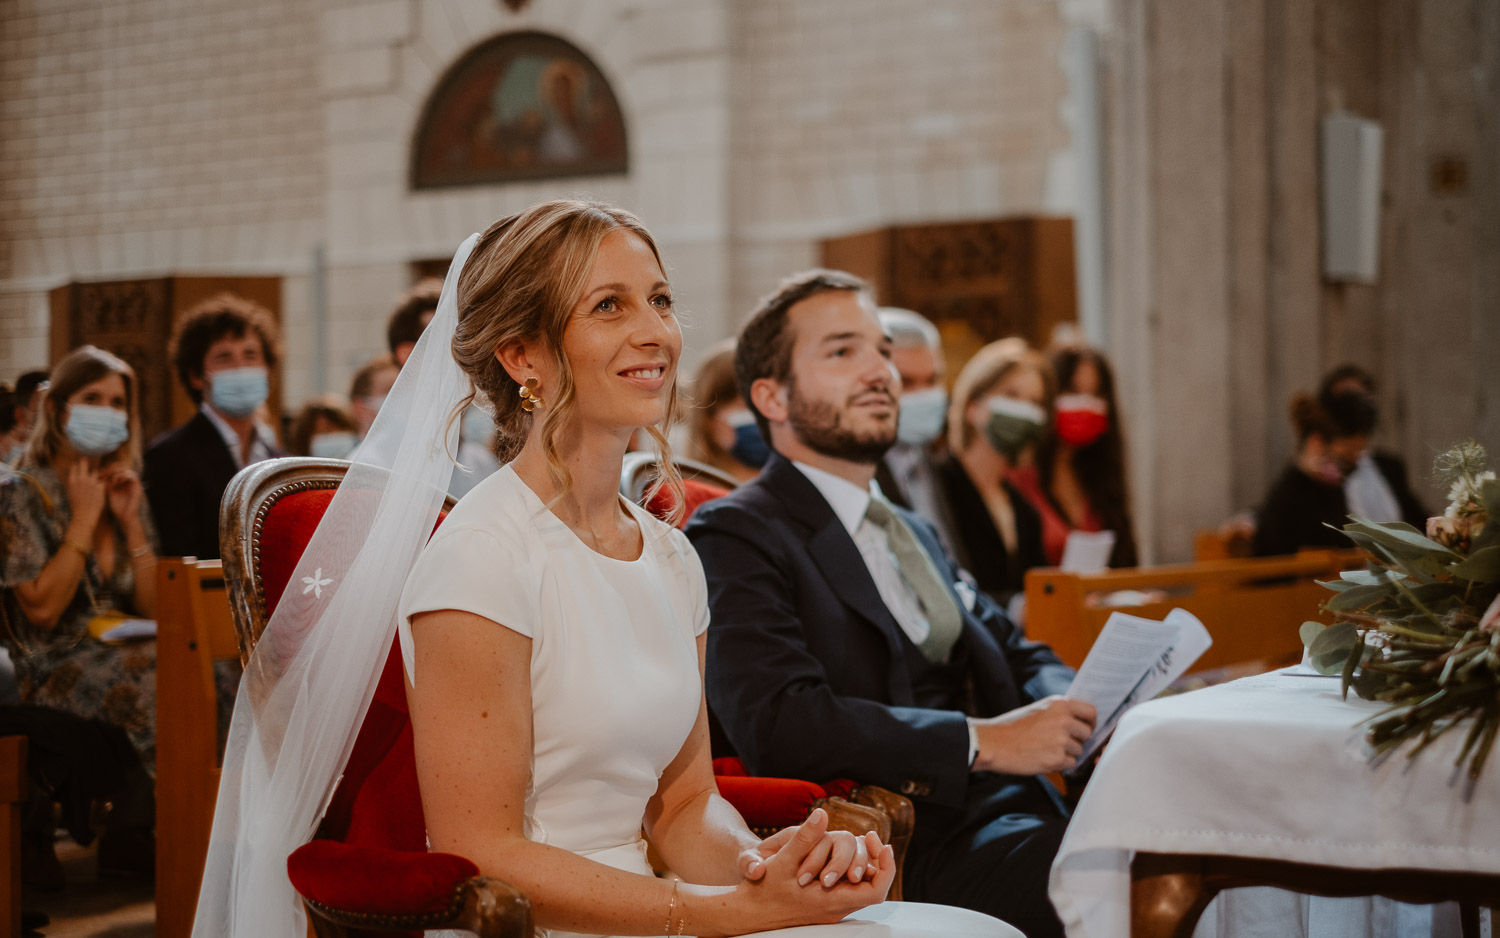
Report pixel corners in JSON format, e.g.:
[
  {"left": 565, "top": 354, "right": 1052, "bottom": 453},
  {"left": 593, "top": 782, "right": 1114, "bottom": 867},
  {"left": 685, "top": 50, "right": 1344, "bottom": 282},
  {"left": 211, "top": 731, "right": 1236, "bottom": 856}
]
[{"left": 397, "top": 465, "right": 1016, "bottom": 938}]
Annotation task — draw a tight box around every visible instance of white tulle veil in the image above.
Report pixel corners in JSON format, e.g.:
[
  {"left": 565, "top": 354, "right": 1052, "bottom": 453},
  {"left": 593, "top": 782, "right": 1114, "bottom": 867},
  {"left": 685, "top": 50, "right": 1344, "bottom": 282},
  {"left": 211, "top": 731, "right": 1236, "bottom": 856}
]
[{"left": 192, "top": 233, "right": 481, "bottom": 938}]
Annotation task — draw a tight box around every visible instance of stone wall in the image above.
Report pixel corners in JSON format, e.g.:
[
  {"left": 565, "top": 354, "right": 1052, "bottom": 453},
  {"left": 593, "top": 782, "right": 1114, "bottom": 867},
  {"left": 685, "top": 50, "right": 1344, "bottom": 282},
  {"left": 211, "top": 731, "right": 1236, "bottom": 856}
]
[
  {"left": 1, "top": 0, "right": 1092, "bottom": 400},
  {"left": 1104, "top": 0, "right": 1500, "bottom": 562},
  {"left": 0, "top": 0, "right": 328, "bottom": 391}
]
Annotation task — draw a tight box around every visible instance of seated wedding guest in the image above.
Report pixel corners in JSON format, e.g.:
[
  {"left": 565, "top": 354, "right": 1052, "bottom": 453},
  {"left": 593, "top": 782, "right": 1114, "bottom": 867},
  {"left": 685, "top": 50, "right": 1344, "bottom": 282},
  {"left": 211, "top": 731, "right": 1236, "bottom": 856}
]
[
  {"left": 285, "top": 395, "right": 357, "bottom": 458},
  {"left": 1011, "top": 344, "right": 1139, "bottom": 568},
  {"left": 1318, "top": 364, "right": 1427, "bottom": 527},
  {"left": 348, "top": 354, "right": 399, "bottom": 440},
  {"left": 937, "top": 338, "right": 1051, "bottom": 602},
  {"left": 200, "top": 201, "right": 1012, "bottom": 938},
  {"left": 1252, "top": 392, "right": 1373, "bottom": 556},
  {"left": 689, "top": 268, "right": 1095, "bottom": 938},
  {"left": 2, "top": 370, "right": 49, "bottom": 466},
  {"left": 0, "top": 346, "right": 162, "bottom": 874},
  {"left": 874, "top": 307, "right": 959, "bottom": 553},
  {"left": 387, "top": 278, "right": 443, "bottom": 368},
  {"left": 447, "top": 402, "right": 501, "bottom": 499},
  {"left": 144, "top": 293, "right": 283, "bottom": 560},
  {"left": 0, "top": 383, "right": 15, "bottom": 468},
  {"left": 686, "top": 338, "right": 766, "bottom": 481}
]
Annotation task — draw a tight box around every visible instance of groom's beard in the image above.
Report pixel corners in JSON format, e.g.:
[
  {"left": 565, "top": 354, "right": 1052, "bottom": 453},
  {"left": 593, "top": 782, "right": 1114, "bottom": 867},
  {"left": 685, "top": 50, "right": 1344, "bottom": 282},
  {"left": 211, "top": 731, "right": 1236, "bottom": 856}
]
[{"left": 786, "top": 381, "right": 898, "bottom": 465}]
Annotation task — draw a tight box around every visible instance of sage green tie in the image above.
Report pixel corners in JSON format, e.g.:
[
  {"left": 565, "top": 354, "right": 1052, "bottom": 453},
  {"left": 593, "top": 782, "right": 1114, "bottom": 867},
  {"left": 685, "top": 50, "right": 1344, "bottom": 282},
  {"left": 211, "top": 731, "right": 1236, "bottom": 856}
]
[{"left": 863, "top": 495, "right": 964, "bottom": 663}]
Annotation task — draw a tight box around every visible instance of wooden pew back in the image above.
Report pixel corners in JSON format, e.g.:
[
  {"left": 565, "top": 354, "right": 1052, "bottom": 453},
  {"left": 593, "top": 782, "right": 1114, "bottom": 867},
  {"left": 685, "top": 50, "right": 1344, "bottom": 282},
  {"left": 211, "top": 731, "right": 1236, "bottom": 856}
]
[
  {"left": 1024, "top": 549, "right": 1365, "bottom": 673},
  {"left": 155, "top": 557, "right": 238, "bottom": 938}
]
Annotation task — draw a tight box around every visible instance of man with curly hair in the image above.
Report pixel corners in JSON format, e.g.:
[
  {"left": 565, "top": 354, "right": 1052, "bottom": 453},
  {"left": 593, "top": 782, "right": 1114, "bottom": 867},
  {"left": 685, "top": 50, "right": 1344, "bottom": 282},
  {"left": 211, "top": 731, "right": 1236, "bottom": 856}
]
[{"left": 144, "top": 293, "right": 283, "bottom": 558}]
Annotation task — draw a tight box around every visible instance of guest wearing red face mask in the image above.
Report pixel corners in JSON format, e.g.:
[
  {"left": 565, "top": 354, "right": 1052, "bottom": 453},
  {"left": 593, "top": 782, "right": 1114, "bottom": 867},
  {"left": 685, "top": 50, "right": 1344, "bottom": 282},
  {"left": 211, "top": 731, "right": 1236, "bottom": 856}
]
[{"left": 1009, "top": 344, "right": 1139, "bottom": 568}]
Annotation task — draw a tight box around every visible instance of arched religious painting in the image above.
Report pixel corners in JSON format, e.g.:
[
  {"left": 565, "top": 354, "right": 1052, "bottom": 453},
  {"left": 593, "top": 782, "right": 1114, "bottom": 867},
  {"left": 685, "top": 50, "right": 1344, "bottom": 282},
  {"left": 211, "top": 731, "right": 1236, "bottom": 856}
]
[{"left": 411, "top": 31, "right": 628, "bottom": 189}]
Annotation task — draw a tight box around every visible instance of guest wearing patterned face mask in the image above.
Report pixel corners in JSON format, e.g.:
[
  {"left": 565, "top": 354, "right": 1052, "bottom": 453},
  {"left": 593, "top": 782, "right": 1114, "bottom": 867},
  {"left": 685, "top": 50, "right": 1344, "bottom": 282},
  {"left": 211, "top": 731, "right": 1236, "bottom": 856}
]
[
  {"left": 935, "top": 338, "right": 1052, "bottom": 602},
  {"left": 874, "top": 307, "right": 960, "bottom": 555},
  {"left": 1012, "top": 344, "right": 1139, "bottom": 569},
  {"left": 686, "top": 339, "right": 766, "bottom": 482},
  {"left": 1317, "top": 364, "right": 1428, "bottom": 528},
  {"left": 144, "top": 293, "right": 284, "bottom": 559}
]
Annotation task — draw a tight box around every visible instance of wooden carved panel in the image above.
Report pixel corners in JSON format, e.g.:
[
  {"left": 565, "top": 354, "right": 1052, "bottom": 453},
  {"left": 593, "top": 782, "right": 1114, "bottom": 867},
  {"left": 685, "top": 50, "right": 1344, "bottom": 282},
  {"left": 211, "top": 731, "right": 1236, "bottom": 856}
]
[{"left": 821, "top": 217, "right": 1077, "bottom": 380}]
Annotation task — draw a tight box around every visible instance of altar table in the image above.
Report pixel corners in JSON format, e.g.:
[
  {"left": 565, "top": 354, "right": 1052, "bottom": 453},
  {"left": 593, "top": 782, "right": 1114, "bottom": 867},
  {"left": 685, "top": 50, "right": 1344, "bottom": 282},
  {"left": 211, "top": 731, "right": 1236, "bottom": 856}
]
[{"left": 1049, "top": 671, "right": 1500, "bottom": 938}]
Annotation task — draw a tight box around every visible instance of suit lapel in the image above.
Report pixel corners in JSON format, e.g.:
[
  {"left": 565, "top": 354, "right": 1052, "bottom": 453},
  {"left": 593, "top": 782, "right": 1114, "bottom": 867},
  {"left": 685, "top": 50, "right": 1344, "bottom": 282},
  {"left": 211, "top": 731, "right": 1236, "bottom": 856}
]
[{"left": 760, "top": 456, "right": 907, "bottom": 659}]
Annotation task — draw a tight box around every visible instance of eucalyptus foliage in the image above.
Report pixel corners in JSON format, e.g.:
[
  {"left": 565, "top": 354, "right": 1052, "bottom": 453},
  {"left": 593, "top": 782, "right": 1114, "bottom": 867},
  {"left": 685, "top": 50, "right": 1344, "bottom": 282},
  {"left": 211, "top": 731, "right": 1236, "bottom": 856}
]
[{"left": 1301, "top": 442, "right": 1500, "bottom": 781}]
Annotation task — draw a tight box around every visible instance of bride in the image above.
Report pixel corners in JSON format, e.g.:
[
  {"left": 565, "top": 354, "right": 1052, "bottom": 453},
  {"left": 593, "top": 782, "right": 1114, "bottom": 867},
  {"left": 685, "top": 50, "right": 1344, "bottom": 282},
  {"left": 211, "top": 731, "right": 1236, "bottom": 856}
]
[{"left": 194, "top": 200, "right": 1015, "bottom": 938}]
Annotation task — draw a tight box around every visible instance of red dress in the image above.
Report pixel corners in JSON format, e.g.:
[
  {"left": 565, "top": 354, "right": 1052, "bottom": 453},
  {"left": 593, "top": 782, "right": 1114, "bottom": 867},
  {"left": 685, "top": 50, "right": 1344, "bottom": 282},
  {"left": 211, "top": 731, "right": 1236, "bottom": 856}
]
[{"left": 1006, "top": 462, "right": 1102, "bottom": 566}]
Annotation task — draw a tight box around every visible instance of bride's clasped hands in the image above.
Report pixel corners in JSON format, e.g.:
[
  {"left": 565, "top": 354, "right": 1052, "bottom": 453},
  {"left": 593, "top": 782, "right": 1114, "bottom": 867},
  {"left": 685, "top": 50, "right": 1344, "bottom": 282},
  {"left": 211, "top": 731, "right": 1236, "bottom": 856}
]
[{"left": 709, "top": 807, "right": 897, "bottom": 934}]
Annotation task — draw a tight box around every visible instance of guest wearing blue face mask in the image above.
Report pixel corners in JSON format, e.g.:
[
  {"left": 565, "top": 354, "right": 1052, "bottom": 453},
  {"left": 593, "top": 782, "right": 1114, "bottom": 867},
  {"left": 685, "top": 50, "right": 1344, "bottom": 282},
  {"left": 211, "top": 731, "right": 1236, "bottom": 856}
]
[
  {"left": 144, "top": 293, "right": 284, "bottom": 559},
  {"left": 874, "top": 307, "right": 960, "bottom": 555},
  {"left": 686, "top": 339, "right": 767, "bottom": 482},
  {"left": 285, "top": 396, "right": 359, "bottom": 459},
  {"left": 0, "top": 346, "right": 166, "bottom": 877}
]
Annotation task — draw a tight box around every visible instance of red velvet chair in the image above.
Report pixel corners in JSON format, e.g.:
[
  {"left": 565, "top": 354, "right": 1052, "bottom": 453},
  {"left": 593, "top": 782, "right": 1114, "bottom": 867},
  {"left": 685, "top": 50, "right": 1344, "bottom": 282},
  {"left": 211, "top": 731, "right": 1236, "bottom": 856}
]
[
  {"left": 219, "top": 458, "right": 529, "bottom": 938},
  {"left": 621, "top": 454, "right": 915, "bottom": 897}
]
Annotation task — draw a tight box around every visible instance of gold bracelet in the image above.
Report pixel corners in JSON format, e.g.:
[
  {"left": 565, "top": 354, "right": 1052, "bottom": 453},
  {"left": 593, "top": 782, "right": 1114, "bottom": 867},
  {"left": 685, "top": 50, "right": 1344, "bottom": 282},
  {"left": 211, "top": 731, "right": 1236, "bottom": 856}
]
[
  {"left": 664, "top": 879, "right": 679, "bottom": 936},
  {"left": 62, "top": 538, "right": 90, "bottom": 561}
]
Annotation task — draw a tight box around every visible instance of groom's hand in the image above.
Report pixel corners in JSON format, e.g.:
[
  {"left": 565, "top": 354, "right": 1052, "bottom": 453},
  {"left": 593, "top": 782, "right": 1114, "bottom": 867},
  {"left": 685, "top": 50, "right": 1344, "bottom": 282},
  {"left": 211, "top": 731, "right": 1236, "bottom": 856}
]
[{"left": 972, "top": 695, "right": 1097, "bottom": 775}]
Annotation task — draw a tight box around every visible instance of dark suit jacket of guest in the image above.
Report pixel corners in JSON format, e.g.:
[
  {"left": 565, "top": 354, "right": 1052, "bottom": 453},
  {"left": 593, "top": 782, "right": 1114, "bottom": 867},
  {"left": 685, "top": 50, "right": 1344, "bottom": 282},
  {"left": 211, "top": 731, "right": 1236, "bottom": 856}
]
[
  {"left": 933, "top": 455, "right": 1047, "bottom": 601},
  {"left": 686, "top": 452, "right": 1074, "bottom": 811},
  {"left": 143, "top": 412, "right": 279, "bottom": 560}
]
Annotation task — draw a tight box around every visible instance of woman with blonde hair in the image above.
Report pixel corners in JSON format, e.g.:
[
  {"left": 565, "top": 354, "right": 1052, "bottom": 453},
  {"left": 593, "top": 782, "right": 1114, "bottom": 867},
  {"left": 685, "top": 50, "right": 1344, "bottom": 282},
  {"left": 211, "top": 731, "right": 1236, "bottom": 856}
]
[
  {"left": 935, "top": 338, "right": 1052, "bottom": 602},
  {"left": 0, "top": 345, "right": 163, "bottom": 875},
  {"left": 197, "top": 201, "right": 1004, "bottom": 938}
]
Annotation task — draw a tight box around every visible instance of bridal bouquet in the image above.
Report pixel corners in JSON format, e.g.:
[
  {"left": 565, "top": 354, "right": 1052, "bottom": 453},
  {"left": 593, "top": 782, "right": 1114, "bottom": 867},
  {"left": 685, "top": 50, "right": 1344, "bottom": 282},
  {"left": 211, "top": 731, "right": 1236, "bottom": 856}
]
[{"left": 1300, "top": 441, "right": 1500, "bottom": 781}]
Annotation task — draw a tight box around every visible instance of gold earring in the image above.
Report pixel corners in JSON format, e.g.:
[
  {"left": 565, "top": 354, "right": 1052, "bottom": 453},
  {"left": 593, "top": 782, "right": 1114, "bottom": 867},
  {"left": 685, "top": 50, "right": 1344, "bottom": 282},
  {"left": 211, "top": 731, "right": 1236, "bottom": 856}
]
[{"left": 519, "top": 377, "right": 543, "bottom": 412}]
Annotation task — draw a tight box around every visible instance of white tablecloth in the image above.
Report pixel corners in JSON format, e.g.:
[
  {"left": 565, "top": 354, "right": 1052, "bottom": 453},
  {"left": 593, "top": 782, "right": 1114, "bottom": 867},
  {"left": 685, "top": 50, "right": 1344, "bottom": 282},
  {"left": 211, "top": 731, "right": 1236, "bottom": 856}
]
[{"left": 1049, "top": 671, "right": 1500, "bottom": 938}]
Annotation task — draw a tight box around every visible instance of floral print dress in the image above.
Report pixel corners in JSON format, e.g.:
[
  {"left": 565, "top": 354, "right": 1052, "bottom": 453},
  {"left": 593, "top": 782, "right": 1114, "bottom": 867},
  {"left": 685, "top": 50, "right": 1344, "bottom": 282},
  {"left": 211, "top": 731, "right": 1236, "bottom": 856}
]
[{"left": 0, "top": 463, "right": 237, "bottom": 775}]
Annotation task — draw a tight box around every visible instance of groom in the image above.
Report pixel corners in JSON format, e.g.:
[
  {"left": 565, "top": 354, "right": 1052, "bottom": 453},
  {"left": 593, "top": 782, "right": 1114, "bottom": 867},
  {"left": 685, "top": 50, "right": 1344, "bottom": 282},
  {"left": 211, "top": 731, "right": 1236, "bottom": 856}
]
[{"left": 686, "top": 270, "right": 1095, "bottom": 938}]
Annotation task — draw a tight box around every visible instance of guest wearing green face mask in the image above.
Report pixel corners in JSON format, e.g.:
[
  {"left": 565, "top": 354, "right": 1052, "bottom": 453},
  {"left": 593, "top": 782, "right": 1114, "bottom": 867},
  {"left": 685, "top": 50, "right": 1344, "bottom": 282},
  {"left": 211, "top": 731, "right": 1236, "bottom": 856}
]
[
  {"left": 934, "top": 339, "right": 1053, "bottom": 604},
  {"left": 144, "top": 293, "right": 284, "bottom": 559}
]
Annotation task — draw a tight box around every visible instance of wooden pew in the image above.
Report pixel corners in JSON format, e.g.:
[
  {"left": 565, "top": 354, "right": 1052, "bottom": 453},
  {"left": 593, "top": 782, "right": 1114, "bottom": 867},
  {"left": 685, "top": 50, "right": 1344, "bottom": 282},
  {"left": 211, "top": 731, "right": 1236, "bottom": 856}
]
[
  {"left": 1024, "top": 549, "right": 1365, "bottom": 674},
  {"left": 155, "top": 558, "right": 238, "bottom": 938},
  {"left": 1, "top": 735, "right": 22, "bottom": 938}
]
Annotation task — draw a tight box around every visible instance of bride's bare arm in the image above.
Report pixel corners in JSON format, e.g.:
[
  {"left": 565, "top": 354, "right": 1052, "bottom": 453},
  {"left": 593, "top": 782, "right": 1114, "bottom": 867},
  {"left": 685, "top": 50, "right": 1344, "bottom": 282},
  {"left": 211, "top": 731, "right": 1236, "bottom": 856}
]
[{"left": 407, "top": 609, "right": 894, "bottom": 938}]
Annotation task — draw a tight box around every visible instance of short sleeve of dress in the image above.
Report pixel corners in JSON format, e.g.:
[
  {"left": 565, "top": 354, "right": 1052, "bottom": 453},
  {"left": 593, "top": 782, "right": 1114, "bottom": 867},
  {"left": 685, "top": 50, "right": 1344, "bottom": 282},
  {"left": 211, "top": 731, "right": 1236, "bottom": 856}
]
[
  {"left": 665, "top": 527, "right": 710, "bottom": 637},
  {"left": 396, "top": 523, "right": 540, "bottom": 686},
  {"left": 399, "top": 526, "right": 539, "bottom": 637},
  {"left": 0, "top": 473, "right": 52, "bottom": 590}
]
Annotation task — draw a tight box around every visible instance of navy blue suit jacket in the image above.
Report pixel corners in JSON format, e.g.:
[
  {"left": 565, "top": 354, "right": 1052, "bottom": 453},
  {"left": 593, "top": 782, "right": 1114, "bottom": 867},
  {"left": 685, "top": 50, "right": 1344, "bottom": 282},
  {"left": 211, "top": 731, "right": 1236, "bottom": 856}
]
[{"left": 686, "top": 453, "right": 1074, "bottom": 811}]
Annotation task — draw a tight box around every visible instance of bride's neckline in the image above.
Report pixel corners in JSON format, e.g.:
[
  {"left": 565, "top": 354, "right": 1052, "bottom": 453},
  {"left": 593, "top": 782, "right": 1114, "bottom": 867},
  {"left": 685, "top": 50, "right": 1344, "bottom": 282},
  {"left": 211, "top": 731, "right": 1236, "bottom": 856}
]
[{"left": 504, "top": 465, "right": 647, "bottom": 565}]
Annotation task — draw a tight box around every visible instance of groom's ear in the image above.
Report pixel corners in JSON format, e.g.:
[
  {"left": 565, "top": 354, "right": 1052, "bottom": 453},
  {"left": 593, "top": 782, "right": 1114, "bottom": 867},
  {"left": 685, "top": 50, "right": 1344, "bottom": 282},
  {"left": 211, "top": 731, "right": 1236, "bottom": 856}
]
[{"left": 750, "top": 377, "right": 789, "bottom": 425}]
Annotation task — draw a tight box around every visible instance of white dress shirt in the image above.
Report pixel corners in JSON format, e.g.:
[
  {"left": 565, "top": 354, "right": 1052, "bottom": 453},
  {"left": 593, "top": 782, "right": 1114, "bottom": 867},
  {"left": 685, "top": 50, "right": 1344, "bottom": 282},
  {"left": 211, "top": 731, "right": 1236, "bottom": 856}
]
[
  {"left": 200, "top": 402, "right": 276, "bottom": 470},
  {"left": 792, "top": 461, "right": 981, "bottom": 766}
]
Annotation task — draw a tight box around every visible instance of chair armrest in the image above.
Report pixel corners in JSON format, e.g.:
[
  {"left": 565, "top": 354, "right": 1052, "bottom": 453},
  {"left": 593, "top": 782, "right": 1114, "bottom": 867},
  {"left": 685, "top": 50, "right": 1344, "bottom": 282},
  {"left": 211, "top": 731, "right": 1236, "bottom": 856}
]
[
  {"left": 289, "top": 840, "right": 531, "bottom": 937},
  {"left": 849, "top": 784, "right": 914, "bottom": 902},
  {"left": 715, "top": 774, "right": 828, "bottom": 831}
]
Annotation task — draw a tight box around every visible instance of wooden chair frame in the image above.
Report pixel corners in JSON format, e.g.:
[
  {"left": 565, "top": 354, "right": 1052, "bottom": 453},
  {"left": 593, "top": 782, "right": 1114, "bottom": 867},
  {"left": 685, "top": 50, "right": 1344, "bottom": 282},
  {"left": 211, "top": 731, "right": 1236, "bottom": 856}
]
[
  {"left": 218, "top": 457, "right": 529, "bottom": 938},
  {"left": 1131, "top": 852, "right": 1499, "bottom": 938},
  {"left": 619, "top": 451, "right": 742, "bottom": 506}
]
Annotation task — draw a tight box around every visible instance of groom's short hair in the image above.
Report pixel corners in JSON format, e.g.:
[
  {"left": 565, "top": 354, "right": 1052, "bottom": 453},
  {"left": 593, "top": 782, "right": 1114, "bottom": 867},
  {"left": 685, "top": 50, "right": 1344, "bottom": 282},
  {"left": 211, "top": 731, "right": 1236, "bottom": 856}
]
[{"left": 733, "top": 269, "right": 871, "bottom": 439}]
